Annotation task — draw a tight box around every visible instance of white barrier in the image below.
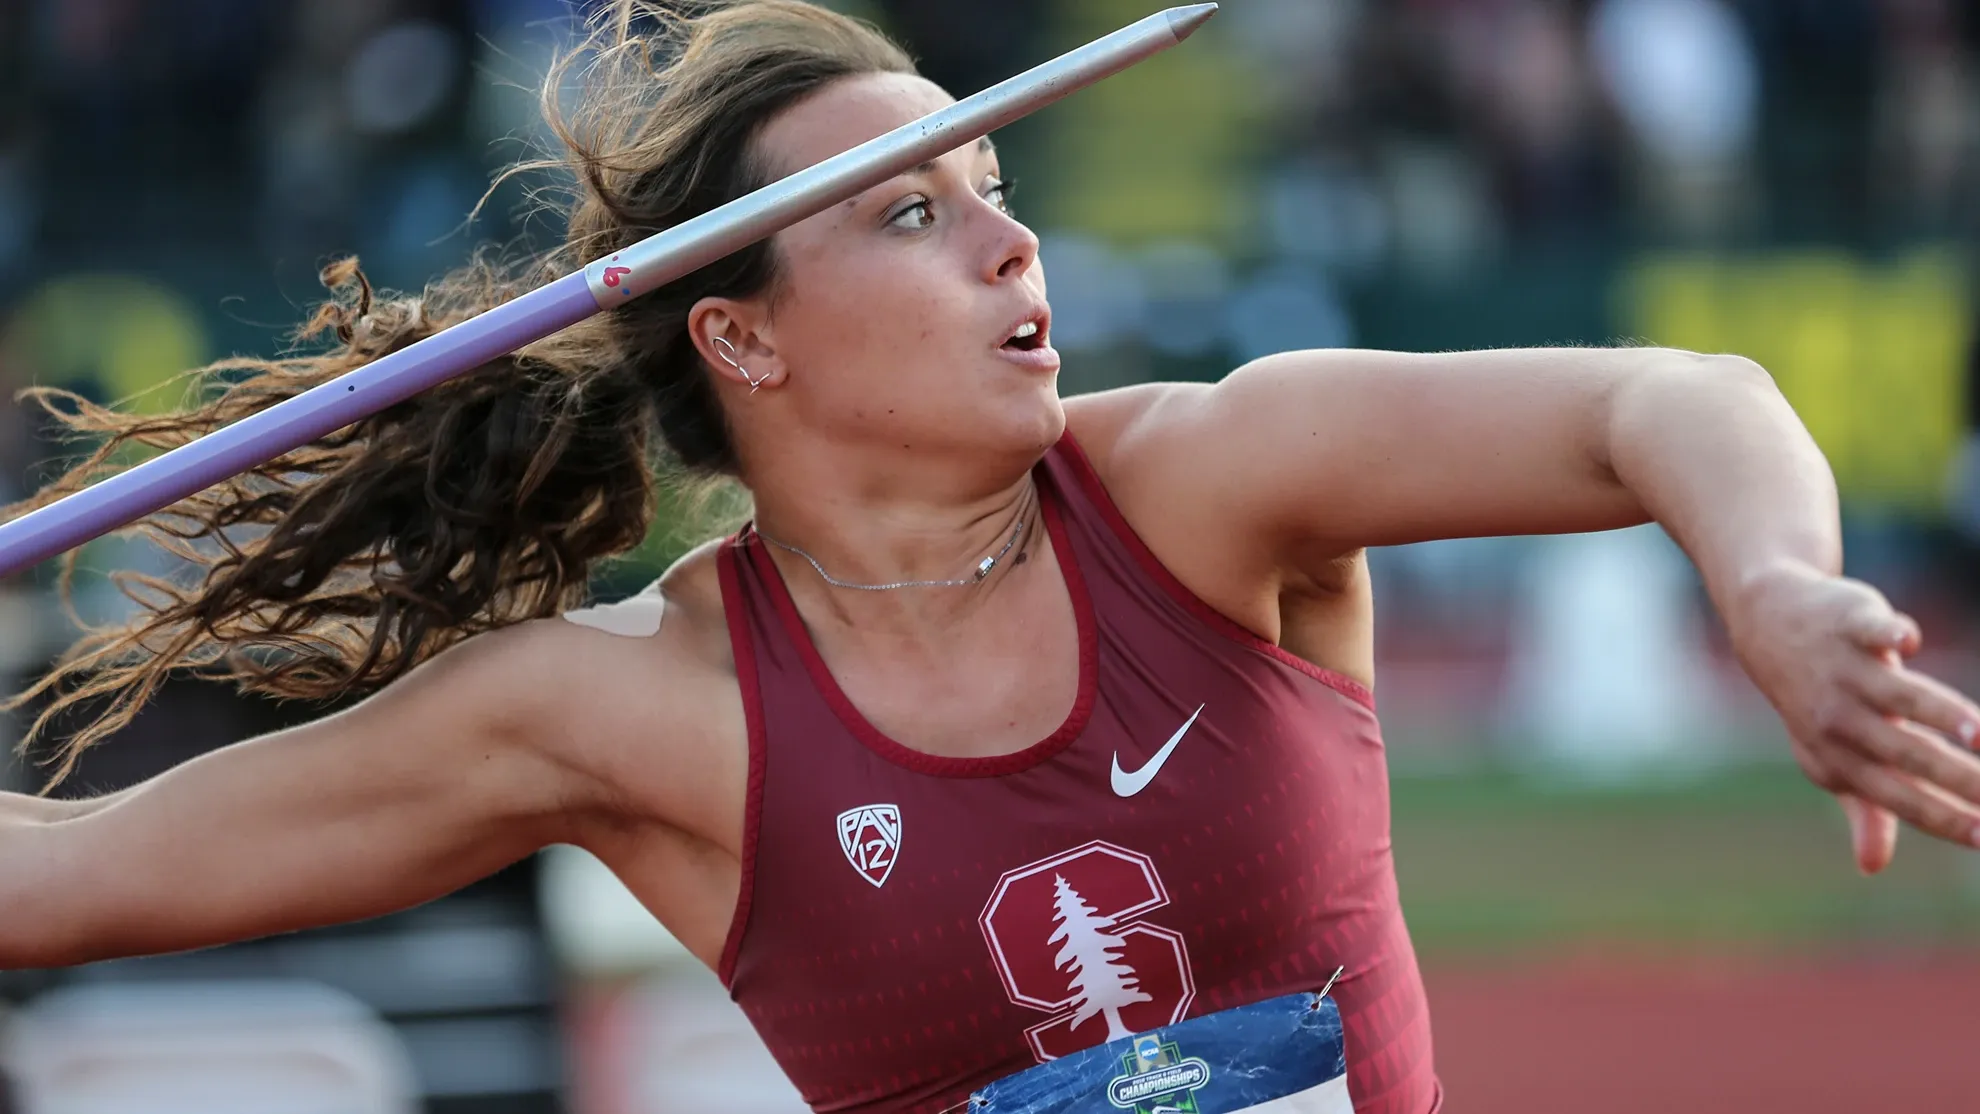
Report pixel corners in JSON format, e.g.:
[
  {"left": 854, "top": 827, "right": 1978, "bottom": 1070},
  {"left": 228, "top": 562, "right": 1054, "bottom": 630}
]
[{"left": 0, "top": 980, "right": 418, "bottom": 1114}]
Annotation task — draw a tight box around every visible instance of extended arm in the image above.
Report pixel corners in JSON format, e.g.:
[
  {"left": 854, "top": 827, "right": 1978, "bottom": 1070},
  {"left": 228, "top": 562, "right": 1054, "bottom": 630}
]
[
  {"left": 1115, "top": 346, "right": 1980, "bottom": 869},
  {"left": 0, "top": 619, "right": 604, "bottom": 969},
  {"left": 0, "top": 791, "right": 126, "bottom": 823}
]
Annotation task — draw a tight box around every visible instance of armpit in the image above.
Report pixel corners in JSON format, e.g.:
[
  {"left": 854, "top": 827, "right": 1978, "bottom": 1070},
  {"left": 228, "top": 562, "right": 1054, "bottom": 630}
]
[{"left": 560, "top": 594, "right": 666, "bottom": 638}]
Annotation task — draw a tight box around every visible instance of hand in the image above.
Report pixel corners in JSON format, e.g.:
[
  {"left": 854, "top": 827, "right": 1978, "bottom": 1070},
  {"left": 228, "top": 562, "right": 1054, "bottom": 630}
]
[{"left": 1728, "top": 562, "right": 1980, "bottom": 874}]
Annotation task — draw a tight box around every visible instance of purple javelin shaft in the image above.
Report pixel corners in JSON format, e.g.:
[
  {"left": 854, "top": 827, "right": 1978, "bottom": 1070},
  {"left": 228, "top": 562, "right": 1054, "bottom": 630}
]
[
  {"left": 0, "top": 4, "right": 1217, "bottom": 578},
  {"left": 0, "top": 274, "right": 597, "bottom": 577}
]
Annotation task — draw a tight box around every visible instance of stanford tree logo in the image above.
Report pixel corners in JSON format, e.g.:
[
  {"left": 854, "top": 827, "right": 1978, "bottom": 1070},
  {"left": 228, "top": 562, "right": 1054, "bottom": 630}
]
[
  {"left": 979, "top": 841, "right": 1196, "bottom": 1062},
  {"left": 1048, "top": 873, "right": 1151, "bottom": 1041}
]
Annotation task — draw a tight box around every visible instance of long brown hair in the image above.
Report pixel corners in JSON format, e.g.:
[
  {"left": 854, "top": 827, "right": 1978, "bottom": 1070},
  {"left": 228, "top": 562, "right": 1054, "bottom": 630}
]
[{"left": 3, "top": 0, "right": 916, "bottom": 784}]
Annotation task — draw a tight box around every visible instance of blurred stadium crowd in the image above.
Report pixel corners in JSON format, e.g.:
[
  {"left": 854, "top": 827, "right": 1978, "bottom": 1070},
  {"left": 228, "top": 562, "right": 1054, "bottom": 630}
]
[{"left": 1, "top": 1, "right": 1978, "bottom": 1112}]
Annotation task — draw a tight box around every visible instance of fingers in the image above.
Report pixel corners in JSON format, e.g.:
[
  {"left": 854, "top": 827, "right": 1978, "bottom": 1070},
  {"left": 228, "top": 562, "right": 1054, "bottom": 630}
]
[
  {"left": 1809, "top": 652, "right": 1980, "bottom": 862},
  {"left": 1839, "top": 597, "right": 1920, "bottom": 657},
  {"left": 1828, "top": 706, "right": 1980, "bottom": 807},
  {"left": 1820, "top": 743, "right": 1980, "bottom": 851},
  {"left": 1844, "top": 660, "right": 1980, "bottom": 749},
  {"left": 1837, "top": 793, "right": 1898, "bottom": 875},
  {"left": 1789, "top": 579, "right": 1980, "bottom": 858}
]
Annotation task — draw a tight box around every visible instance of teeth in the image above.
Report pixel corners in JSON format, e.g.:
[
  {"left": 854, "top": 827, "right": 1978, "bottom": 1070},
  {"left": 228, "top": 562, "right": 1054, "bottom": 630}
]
[{"left": 1013, "top": 321, "right": 1039, "bottom": 339}]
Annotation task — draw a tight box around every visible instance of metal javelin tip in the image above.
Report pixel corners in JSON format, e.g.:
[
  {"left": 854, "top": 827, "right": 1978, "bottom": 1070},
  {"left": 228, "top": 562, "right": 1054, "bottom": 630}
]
[{"left": 1165, "top": 3, "right": 1219, "bottom": 43}]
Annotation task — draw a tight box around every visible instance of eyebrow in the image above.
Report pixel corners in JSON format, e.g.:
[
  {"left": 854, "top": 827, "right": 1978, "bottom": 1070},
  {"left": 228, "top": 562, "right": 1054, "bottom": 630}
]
[
  {"left": 907, "top": 134, "right": 997, "bottom": 176},
  {"left": 847, "top": 136, "right": 998, "bottom": 206}
]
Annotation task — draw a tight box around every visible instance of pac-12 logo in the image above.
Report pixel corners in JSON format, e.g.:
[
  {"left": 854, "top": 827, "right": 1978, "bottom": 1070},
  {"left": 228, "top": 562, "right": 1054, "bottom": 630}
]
[
  {"left": 837, "top": 804, "right": 901, "bottom": 888},
  {"left": 978, "top": 841, "right": 1197, "bottom": 1062}
]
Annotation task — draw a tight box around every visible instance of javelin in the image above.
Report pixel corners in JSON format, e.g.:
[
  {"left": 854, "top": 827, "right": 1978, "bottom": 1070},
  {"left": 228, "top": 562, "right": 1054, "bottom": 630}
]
[{"left": 0, "top": 4, "right": 1219, "bottom": 579}]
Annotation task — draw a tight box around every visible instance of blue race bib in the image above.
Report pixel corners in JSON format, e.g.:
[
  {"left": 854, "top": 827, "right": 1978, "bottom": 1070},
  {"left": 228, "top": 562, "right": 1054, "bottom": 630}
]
[{"left": 968, "top": 987, "right": 1353, "bottom": 1113}]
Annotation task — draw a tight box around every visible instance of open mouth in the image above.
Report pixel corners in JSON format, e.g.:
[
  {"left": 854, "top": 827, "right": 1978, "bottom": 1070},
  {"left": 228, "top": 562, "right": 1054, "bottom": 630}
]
[{"left": 1002, "top": 320, "right": 1047, "bottom": 352}]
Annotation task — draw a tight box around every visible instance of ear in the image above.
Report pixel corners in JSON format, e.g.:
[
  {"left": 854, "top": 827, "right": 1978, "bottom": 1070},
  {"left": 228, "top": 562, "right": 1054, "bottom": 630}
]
[{"left": 688, "top": 297, "right": 787, "bottom": 393}]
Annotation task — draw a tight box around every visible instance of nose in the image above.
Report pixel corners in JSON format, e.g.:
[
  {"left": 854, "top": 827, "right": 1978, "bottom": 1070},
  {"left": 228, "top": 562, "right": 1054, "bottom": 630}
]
[{"left": 985, "top": 211, "right": 1040, "bottom": 284}]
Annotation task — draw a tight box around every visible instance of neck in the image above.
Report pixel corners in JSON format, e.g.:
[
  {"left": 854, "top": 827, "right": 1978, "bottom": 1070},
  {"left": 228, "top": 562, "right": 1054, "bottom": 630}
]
[{"left": 744, "top": 445, "right": 1046, "bottom": 629}]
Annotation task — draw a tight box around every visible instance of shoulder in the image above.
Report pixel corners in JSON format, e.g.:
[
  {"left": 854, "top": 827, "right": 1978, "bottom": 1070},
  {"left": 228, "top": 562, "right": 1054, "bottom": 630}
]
[
  {"left": 1062, "top": 381, "right": 1213, "bottom": 485},
  {"left": 1061, "top": 381, "right": 1235, "bottom": 551},
  {"left": 548, "top": 533, "right": 732, "bottom": 644},
  {"left": 438, "top": 538, "right": 738, "bottom": 771},
  {"left": 1061, "top": 366, "right": 1354, "bottom": 554},
  {"left": 523, "top": 536, "right": 738, "bottom": 713},
  {"left": 1061, "top": 378, "right": 1367, "bottom": 635},
  {"left": 436, "top": 537, "right": 746, "bottom": 834},
  {"left": 1060, "top": 380, "right": 1291, "bottom": 611}
]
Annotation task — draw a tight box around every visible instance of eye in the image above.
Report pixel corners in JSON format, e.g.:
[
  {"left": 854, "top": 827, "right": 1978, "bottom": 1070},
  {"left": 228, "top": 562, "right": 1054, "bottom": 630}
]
[
  {"left": 985, "top": 176, "right": 1018, "bottom": 214},
  {"left": 888, "top": 197, "right": 933, "bottom": 230}
]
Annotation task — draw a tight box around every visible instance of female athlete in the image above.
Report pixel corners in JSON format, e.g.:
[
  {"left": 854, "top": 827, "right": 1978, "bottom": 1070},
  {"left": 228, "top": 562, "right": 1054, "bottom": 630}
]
[{"left": 4, "top": 3, "right": 1979, "bottom": 1112}]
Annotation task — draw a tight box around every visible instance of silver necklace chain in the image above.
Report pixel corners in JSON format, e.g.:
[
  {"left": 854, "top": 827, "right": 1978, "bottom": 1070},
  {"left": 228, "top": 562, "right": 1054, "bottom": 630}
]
[{"left": 754, "top": 485, "right": 1036, "bottom": 591}]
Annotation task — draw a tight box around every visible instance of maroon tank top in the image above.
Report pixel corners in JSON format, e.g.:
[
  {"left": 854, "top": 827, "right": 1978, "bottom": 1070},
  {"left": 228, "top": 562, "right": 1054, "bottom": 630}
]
[{"left": 715, "top": 434, "right": 1439, "bottom": 1114}]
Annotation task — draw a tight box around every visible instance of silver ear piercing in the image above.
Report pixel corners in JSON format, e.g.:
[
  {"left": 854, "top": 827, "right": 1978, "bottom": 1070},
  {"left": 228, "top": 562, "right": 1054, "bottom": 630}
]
[{"left": 711, "top": 336, "right": 769, "bottom": 393}]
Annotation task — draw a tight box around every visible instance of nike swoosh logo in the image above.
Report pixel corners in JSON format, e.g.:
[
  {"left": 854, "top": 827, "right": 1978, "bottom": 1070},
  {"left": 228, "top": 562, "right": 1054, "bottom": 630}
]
[{"left": 1111, "top": 704, "right": 1205, "bottom": 798}]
